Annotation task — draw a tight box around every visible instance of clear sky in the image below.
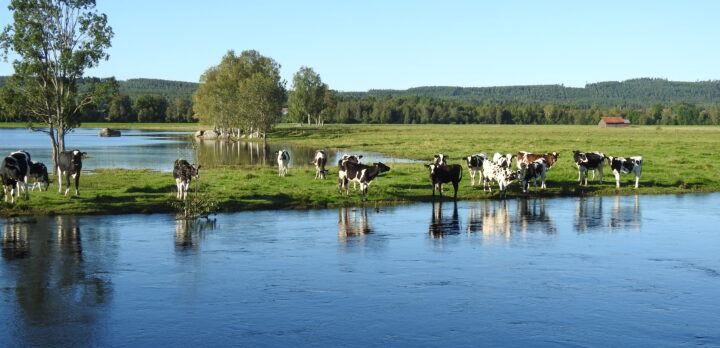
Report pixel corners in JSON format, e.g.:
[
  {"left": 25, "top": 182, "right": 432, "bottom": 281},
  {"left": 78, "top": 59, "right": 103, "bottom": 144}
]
[{"left": 1, "top": 0, "right": 718, "bottom": 91}]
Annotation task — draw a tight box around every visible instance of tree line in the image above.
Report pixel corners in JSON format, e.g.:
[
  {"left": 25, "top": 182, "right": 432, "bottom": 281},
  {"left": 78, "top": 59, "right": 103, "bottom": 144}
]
[{"left": 329, "top": 96, "right": 720, "bottom": 126}]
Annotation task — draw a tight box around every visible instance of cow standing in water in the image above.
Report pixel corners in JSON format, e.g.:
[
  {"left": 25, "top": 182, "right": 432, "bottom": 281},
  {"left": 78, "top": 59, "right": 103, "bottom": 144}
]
[
  {"left": 173, "top": 159, "right": 201, "bottom": 200},
  {"left": 57, "top": 149, "right": 86, "bottom": 196},
  {"left": 277, "top": 150, "right": 290, "bottom": 177},
  {"left": 313, "top": 150, "right": 328, "bottom": 179}
]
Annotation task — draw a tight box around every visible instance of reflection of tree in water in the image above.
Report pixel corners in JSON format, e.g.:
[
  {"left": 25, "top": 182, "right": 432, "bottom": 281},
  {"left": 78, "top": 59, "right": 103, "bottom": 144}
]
[
  {"left": 575, "top": 196, "right": 605, "bottom": 232},
  {"left": 0, "top": 216, "right": 113, "bottom": 346},
  {"left": 609, "top": 195, "right": 641, "bottom": 231},
  {"left": 516, "top": 199, "right": 556, "bottom": 234},
  {"left": 175, "top": 218, "right": 216, "bottom": 252},
  {"left": 194, "top": 139, "right": 340, "bottom": 169},
  {"left": 428, "top": 201, "right": 460, "bottom": 238}
]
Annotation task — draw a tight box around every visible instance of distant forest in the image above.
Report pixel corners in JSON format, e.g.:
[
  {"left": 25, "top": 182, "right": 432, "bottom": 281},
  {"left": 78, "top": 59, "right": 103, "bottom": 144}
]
[{"left": 2, "top": 77, "right": 720, "bottom": 125}]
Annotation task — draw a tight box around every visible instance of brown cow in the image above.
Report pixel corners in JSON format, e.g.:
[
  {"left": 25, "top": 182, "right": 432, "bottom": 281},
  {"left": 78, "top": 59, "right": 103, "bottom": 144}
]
[{"left": 516, "top": 151, "right": 560, "bottom": 171}]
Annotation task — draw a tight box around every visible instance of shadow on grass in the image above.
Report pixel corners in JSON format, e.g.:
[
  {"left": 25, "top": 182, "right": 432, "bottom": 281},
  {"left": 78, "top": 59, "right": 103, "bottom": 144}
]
[{"left": 125, "top": 184, "right": 175, "bottom": 193}]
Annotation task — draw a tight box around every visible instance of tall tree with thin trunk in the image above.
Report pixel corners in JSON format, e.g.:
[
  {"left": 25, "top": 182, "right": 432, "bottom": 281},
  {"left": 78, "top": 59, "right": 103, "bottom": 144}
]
[
  {"left": 0, "top": 0, "right": 113, "bottom": 171},
  {"left": 288, "top": 66, "right": 328, "bottom": 126}
]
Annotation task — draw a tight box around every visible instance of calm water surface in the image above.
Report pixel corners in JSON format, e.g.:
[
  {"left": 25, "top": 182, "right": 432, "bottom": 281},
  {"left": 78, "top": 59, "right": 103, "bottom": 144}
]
[
  {"left": 1, "top": 194, "right": 719, "bottom": 346},
  {"left": 0, "top": 128, "right": 419, "bottom": 171}
]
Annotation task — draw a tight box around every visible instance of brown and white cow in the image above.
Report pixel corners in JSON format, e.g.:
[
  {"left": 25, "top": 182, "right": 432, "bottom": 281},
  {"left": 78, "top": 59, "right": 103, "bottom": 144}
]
[
  {"left": 313, "top": 150, "right": 328, "bottom": 179},
  {"left": 482, "top": 159, "right": 520, "bottom": 197},
  {"left": 608, "top": 156, "right": 643, "bottom": 188},
  {"left": 516, "top": 151, "right": 560, "bottom": 171}
]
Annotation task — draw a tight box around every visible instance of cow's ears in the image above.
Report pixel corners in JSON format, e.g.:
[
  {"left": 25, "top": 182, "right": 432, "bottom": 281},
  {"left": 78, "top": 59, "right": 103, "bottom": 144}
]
[
  {"left": 434, "top": 155, "right": 439, "bottom": 158},
  {"left": 424, "top": 164, "right": 431, "bottom": 168},
  {"left": 196, "top": 165, "right": 202, "bottom": 169},
  {"left": 358, "top": 155, "right": 363, "bottom": 159}
]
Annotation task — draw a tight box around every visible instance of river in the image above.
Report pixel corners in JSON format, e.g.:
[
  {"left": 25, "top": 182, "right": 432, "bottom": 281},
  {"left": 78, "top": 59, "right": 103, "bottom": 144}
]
[{"left": 1, "top": 193, "right": 718, "bottom": 346}]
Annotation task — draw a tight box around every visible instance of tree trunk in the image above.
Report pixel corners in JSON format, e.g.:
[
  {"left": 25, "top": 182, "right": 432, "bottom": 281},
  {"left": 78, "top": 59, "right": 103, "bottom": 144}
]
[{"left": 47, "top": 128, "right": 59, "bottom": 176}]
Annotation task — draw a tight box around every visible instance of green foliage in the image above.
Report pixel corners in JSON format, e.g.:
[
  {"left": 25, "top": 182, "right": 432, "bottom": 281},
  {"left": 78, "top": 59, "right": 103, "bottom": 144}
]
[
  {"left": 288, "top": 66, "right": 328, "bottom": 125},
  {"left": 193, "top": 50, "right": 286, "bottom": 136},
  {"left": 107, "top": 94, "right": 135, "bottom": 122},
  {"left": 165, "top": 96, "right": 194, "bottom": 123},
  {"left": 0, "top": 0, "right": 113, "bottom": 168},
  {"left": 134, "top": 94, "right": 169, "bottom": 122},
  {"left": 118, "top": 78, "right": 198, "bottom": 99}
]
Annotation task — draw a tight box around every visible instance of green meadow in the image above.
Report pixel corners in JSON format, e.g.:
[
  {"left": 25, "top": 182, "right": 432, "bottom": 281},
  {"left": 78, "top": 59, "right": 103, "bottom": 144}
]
[{"left": 1, "top": 124, "right": 719, "bottom": 217}]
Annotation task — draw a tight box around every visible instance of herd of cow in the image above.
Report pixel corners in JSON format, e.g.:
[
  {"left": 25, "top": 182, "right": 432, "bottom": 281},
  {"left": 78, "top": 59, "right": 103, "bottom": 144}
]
[
  {"left": 264, "top": 149, "right": 644, "bottom": 200},
  {"left": 1, "top": 149, "right": 86, "bottom": 203},
  {"left": 2, "top": 147, "right": 644, "bottom": 205}
]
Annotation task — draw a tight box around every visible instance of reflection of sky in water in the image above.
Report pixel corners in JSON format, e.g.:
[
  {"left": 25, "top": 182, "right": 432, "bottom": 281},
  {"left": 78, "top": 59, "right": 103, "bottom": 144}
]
[
  {"left": 0, "top": 128, "right": 421, "bottom": 172},
  {"left": 1, "top": 194, "right": 719, "bottom": 346}
]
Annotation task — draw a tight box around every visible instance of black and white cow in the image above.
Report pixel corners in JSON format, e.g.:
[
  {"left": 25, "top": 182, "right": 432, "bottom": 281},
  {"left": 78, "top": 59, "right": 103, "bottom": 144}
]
[
  {"left": 173, "top": 159, "right": 201, "bottom": 200},
  {"left": 425, "top": 163, "right": 463, "bottom": 199},
  {"left": 521, "top": 158, "right": 548, "bottom": 193},
  {"left": 482, "top": 159, "right": 520, "bottom": 197},
  {"left": 1, "top": 156, "right": 22, "bottom": 204},
  {"left": 313, "top": 150, "right": 328, "bottom": 179},
  {"left": 9, "top": 151, "right": 31, "bottom": 199},
  {"left": 29, "top": 161, "right": 50, "bottom": 191},
  {"left": 465, "top": 153, "right": 487, "bottom": 186},
  {"left": 492, "top": 152, "right": 514, "bottom": 169},
  {"left": 338, "top": 154, "right": 363, "bottom": 191},
  {"left": 573, "top": 150, "right": 606, "bottom": 185},
  {"left": 276, "top": 150, "right": 289, "bottom": 177},
  {"left": 340, "top": 161, "right": 390, "bottom": 199},
  {"left": 608, "top": 156, "right": 643, "bottom": 188},
  {"left": 57, "top": 149, "right": 86, "bottom": 196}
]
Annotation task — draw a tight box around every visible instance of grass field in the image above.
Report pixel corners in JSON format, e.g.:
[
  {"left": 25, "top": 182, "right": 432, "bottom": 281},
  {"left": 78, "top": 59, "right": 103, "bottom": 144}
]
[{"left": 1, "top": 124, "right": 719, "bottom": 217}]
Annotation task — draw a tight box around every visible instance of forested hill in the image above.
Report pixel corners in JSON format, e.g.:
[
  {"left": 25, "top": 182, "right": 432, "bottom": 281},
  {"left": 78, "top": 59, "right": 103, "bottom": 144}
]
[
  {"left": 118, "top": 78, "right": 198, "bottom": 99},
  {"left": 2, "top": 77, "right": 720, "bottom": 106},
  {"left": 339, "top": 78, "right": 720, "bottom": 107}
]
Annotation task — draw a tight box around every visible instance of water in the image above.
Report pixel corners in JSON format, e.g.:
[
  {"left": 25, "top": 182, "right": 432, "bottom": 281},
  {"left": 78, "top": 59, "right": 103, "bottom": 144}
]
[
  {"left": 2, "top": 193, "right": 719, "bottom": 346},
  {"left": 0, "top": 128, "right": 420, "bottom": 171}
]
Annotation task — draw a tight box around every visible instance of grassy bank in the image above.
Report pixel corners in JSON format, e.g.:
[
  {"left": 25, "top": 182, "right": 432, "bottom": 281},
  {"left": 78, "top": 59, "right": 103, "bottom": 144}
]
[{"left": 1, "top": 124, "right": 719, "bottom": 217}]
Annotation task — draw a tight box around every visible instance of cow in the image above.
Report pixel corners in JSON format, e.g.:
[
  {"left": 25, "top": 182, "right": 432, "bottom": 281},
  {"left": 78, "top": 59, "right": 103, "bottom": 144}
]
[
  {"left": 425, "top": 163, "right": 463, "bottom": 199},
  {"left": 608, "top": 156, "right": 643, "bottom": 188},
  {"left": 521, "top": 158, "right": 548, "bottom": 193},
  {"left": 573, "top": 150, "right": 606, "bottom": 185},
  {"left": 276, "top": 150, "right": 289, "bottom": 177},
  {"left": 9, "top": 151, "right": 31, "bottom": 199},
  {"left": 516, "top": 151, "right": 560, "bottom": 171},
  {"left": 492, "top": 152, "right": 514, "bottom": 169},
  {"left": 465, "top": 153, "right": 487, "bottom": 186},
  {"left": 29, "top": 161, "right": 50, "bottom": 191},
  {"left": 1, "top": 156, "right": 22, "bottom": 204},
  {"left": 482, "top": 159, "right": 520, "bottom": 198},
  {"left": 57, "top": 149, "right": 86, "bottom": 196},
  {"left": 339, "top": 161, "right": 390, "bottom": 199},
  {"left": 433, "top": 154, "right": 448, "bottom": 166},
  {"left": 338, "top": 154, "right": 363, "bottom": 191},
  {"left": 312, "top": 150, "right": 328, "bottom": 179},
  {"left": 173, "top": 159, "right": 201, "bottom": 200}
]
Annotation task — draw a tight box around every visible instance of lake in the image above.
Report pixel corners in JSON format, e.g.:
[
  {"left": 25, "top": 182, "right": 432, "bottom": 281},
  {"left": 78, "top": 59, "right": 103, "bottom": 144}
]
[
  {"left": 0, "top": 128, "right": 420, "bottom": 172},
  {"left": 1, "top": 193, "right": 718, "bottom": 346}
]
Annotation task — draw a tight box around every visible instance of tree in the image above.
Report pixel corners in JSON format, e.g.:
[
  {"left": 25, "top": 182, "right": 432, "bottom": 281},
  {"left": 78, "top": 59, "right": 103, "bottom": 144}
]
[
  {"left": 288, "top": 66, "right": 328, "bottom": 125},
  {"left": 0, "top": 0, "right": 113, "bottom": 171},
  {"left": 134, "top": 95, "right": 168, "bottom": 122},
  {"left": 193, "top": 50, "right": 286, "bottom": 137},
  {"left": 107, "top": 94, "right": 135, "bottom": 122},
  {"left": 165, "top": 96, "right": 192, "bottom": 123}
]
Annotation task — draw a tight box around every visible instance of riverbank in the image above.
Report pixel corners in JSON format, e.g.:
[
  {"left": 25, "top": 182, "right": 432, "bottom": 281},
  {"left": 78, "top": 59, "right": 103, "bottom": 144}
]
[
  {"left": 2, "top": 123, "right": 719, "bottom": 217},
  {"left": 1, "top": 163, "right": 715, "bottom": 217}
]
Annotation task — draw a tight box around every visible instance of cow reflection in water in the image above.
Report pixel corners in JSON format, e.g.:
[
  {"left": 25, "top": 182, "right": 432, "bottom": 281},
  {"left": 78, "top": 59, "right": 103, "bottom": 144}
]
[
  {"left": 428, "top": 201, "right": 460, "bottom": 238},
  {"left": 338, "top": 207, "right": 373, "bottom": 247},
  {"left": 466, "top": 201, "right": 512, "bottom": 238},
  {"left": 609, "top": 195, "right": 641, "bottom": 231},
  {"left": 175, "top": 218, "right": 216, "bottom": 251},
  {"left": 2, "top": 217, "right": 31, "bottom": 260},
  {"left": 516, "top": 199, "right": 556, "bottom": 234},
  {"left": 575, "top": 196, "right": 605, "bottom": 232},
  {"left": 1, "top": 216, "right": 112, "bottom": 346}
]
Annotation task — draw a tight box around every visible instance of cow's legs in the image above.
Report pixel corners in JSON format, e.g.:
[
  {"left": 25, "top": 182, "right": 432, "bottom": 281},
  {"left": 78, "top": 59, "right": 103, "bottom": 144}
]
[
  {"left": 634, "top": 167, "right": 642, "bottom": 189},
  {"left": 598, "top": 167, "right": 604, "bottom": 184},
  {"left": 469, "top": 170, "right": 476, "bottom": 186},
  {"left": 73, "top": 173, "right": 80, "bottom": 195},
  {"left": 57, "top": 167, "right": 63, "bottom": 193},
  {"left": 64, "top": 174, "right": 71, "bottom": 195},
  {"left": 614, "top": 171, "right": 621, "bottom": 188}
]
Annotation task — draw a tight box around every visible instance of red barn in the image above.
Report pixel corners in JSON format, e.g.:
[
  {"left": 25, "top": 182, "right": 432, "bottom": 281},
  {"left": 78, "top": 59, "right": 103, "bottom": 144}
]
[{"left": 598, "top": 117, "right": 630, "bottom": 128}]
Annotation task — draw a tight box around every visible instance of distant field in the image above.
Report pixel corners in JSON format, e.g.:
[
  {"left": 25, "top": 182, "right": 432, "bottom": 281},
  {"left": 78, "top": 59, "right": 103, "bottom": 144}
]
[{"left": 1, "top": 124, "right": 719, "bottom": 217}]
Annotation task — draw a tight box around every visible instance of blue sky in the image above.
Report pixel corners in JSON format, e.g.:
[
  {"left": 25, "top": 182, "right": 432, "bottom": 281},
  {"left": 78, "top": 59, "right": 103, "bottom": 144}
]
[{"left": 1, "top": 0, "right": 718, "bottom": 91}]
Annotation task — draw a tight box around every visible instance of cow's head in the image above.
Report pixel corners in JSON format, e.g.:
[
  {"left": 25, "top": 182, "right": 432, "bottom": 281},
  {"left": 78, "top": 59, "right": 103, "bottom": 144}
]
[
  {"left": 374, "top": 162, "right": 391, "bottom": 173},
  {"left": 573, "top": 150, "right": 587, "bottom": 164},
  {"left": 433, "top": 154, "right": 447, "bottom": 166},
  {"left": 192, "top": 164, "right": 201, "bottom": 179}
]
